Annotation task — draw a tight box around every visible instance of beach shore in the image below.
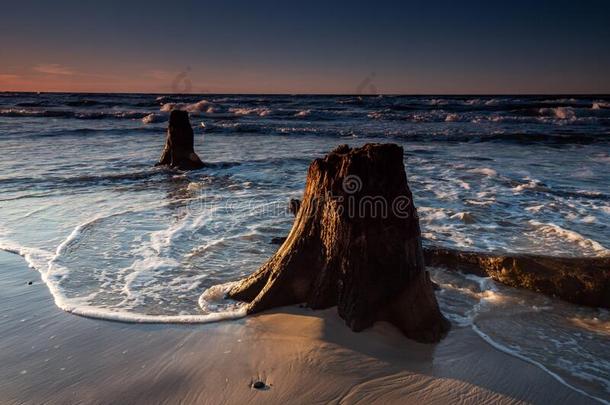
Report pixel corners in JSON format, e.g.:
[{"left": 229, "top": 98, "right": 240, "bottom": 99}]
[{"left": 0, "top": 251, "right": 598, "bottom": 404}]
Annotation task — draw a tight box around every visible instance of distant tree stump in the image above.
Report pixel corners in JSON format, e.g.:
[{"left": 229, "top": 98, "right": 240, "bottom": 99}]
[
  {"left": 156, "top": 110, "right": 205, "bottom": 170},
  {"left": 228, "top": 143, "right": 450, "bottom": 343}
]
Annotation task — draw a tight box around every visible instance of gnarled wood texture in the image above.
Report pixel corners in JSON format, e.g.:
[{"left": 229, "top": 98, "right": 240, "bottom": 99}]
[
  {"left": 424, "top": 247, "right": 610, "bottom": 308},
  {"left": 228, "top": 143, "right": 450, "bottom": 343}
]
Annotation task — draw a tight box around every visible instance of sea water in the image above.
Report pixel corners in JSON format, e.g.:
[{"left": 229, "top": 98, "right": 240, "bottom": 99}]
[{"left": 1, "top": 93, "right": 609, "bottom": 401}]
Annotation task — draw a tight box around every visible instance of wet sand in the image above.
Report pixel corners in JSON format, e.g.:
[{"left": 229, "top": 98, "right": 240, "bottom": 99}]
[{"left": 0, "top": 251, "right": 598, "bottom": 404}]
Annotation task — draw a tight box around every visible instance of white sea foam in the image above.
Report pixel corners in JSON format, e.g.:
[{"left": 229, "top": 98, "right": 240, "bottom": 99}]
[
  {"left": 18, "top": 206, "right": 51, "bottom": 220},
  {"left": 581, "top": 215, "right": 597, "bottom": 224},
  {"left": 60, "top": 303, "right": 246, "bottom": 324},
  {"left": 230, "top": 107, "right": 271, "bottom": 117},
  {"left": 592, "top": 102, "right": 610, "bottom": 110},
  {"left": 433, "top": 271, "right": 498, "bottom": 326},
  {"left": 141, "top": 113, "right": 165, "bottom": 124},
  {"left": 186, "top": 237, "right": 228, "bottom": 258},
  {"left": 525, "top": 204, "right": 545, "bottom": 213},
  {"left": 450, "top": 211, "right": 476, "bottom": 224},
  {"left": 529, "top": 220, "right": 610, "bottom": 256},
  {"left": 160, "top": 99, "right": 224, "bottom": 116},
  {"left": 186, "top": 100, "right": 213, "bottom": 112},
  {"left": 444, "top": 113, "right": 460, "bottom": 122},
  {"left": 456, "top": 180, "right": 470, "bottom": 190},
  {"left": 198, "top": 281, "right": 247, "bottom": 314},
  {"left": 160, "top": 102, "right": 176, "bottom": 112},
  {"left": 119, "top": 256, "right": 180, "bottom": 307},
  {"left": 539, "top": 106, "right": 577, "bottom": 120},
  {"left": 295, "top": 109, "right": 311, "bottom": 117},
  {"left": 463, "top": 273, "right": 498, "bottom": 293},
  {"left": 468, "top": 167, "right": 497, "bottom": 177},
  {"left": 0, "top": 239, "right": 54, "bottom": 271},
  {"left": 464, "top": 199, "right": 495, "bottom": 206},
  {"left": 418, "top": 206, "right": 449, "bottom": 221},
  {"left": 186, "top": 181, "right": 204, "bottom": 192},
  {"left": 367, "top": 111, "right": 384, "bottom": 119},
  {"left": 149, "top": 215, "right": 192, "bottom": 254},
  {"left": 512, "top": 178, "right": 545, "bottom": 193}
]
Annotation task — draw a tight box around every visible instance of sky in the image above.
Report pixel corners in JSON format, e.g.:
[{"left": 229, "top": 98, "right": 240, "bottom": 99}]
[{"left": 1, "top": 0, "right": 610, "bottom": 94}]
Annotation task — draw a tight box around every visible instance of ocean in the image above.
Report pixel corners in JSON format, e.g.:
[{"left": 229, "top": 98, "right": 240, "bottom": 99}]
[{"left": 0, "top": 93, "right": 609, "bottom": 401}]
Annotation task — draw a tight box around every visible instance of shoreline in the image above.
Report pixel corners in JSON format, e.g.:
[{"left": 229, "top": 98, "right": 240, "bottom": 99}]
[{"left": 0, "top": 251, "right": 604, "bottom": 404}]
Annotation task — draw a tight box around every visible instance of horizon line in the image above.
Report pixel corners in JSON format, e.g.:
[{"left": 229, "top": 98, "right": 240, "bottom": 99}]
[{"left": 2, "top": 91, "right": 610, "bottom": 97}]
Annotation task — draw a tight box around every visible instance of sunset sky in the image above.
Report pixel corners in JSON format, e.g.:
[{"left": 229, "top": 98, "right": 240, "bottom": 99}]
[{"left": 1, "top": 0, "right": 610, "bottom": 94}]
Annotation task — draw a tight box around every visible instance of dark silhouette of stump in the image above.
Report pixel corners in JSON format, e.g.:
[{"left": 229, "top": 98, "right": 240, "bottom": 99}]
[
  {"left": 156, "top": 110, "right": 205, "bottom": 170},
  {"left": 228, "top": 143, "right": 450, "bottom": 343}
]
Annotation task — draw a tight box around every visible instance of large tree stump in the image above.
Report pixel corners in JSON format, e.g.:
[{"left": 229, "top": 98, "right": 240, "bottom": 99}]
[
  {"left": 276, "top": 203, "right": 610, "bottom": 308},
  {"left": 228, "top": 143, "right": 450, "bottom": 343},
  {"left": 156, "top": 110, "right": 205, "bottom": 170}
]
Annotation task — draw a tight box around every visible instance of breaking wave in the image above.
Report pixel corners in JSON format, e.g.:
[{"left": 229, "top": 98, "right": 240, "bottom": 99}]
[{"left": 0, "top": 108, "right": 148, "bottom": 120}]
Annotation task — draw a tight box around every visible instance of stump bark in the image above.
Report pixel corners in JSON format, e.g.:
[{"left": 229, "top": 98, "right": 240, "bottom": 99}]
[
  {"left": 156, "top": 110, "right": 205, "bottom": 170},
  {"left": 228, "top": 143, "right": 450, "bottom": 343}
]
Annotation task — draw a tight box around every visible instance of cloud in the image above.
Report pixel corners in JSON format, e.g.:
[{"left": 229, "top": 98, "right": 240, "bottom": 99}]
[
  {"left": 33, "top": 63, "right": 76, "bottom": 75},
  {"left": 0, "top": 73, "right": 20, "bottom": 81}
]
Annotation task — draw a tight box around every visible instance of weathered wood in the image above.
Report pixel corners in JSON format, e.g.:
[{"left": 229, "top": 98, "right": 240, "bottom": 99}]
[
  {"left": 156, "top": 110, "right": 205, "bottom": 170},
  {"left": 229, "top": 143, "right": 450, "bottom": 343},
  {"left": 423, "top": 247, "right": 610, "bottom": 308}
]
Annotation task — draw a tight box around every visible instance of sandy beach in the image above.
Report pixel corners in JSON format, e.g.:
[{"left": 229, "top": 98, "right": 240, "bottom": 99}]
[{"left": 0, "top": 251, "right": 599, "bottom": 404}]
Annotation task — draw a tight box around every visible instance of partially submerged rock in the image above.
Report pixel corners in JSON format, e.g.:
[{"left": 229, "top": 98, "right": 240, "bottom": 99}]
[
  {"left": 156, "top": 110, "right": 205, "bottom": 170},
  {"left": 270, "top": 236, "right": 286, "bottom": 245},
  {"left": 228, "top": 143, "right": 450, "bottom": 343},
  {"left": 423, "top": 247, "right": 610, "bottom": 308}
]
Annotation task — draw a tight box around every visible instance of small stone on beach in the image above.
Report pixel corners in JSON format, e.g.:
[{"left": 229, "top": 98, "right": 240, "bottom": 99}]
[{"left": 252, "top": 381, "right": 266, "bottom": 390}]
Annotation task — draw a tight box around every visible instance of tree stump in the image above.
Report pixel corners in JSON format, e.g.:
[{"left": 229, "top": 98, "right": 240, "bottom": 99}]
[
  {"left": 228, "top": 143, "right": 450, "bottom": 343},
  {"left": 156, "top": 110, "right": 205, "bottom": 170}
]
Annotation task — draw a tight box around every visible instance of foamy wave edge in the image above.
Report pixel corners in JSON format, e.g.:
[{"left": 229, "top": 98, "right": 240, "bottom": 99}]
[
  {"left": 0, "top": 239, "right": 248, "bottom": 324},
  {"left": 51, "top": 302, "right": 246, "bottom": 324},
  {"left": 472, "top": 323, "right": 610, "bottom": 405},
  {"left": 54, "top": 280, "right": 247, "bottom": 324},
  {"left": 435, "top": 272, "right": 610, "bottom": 404}
]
